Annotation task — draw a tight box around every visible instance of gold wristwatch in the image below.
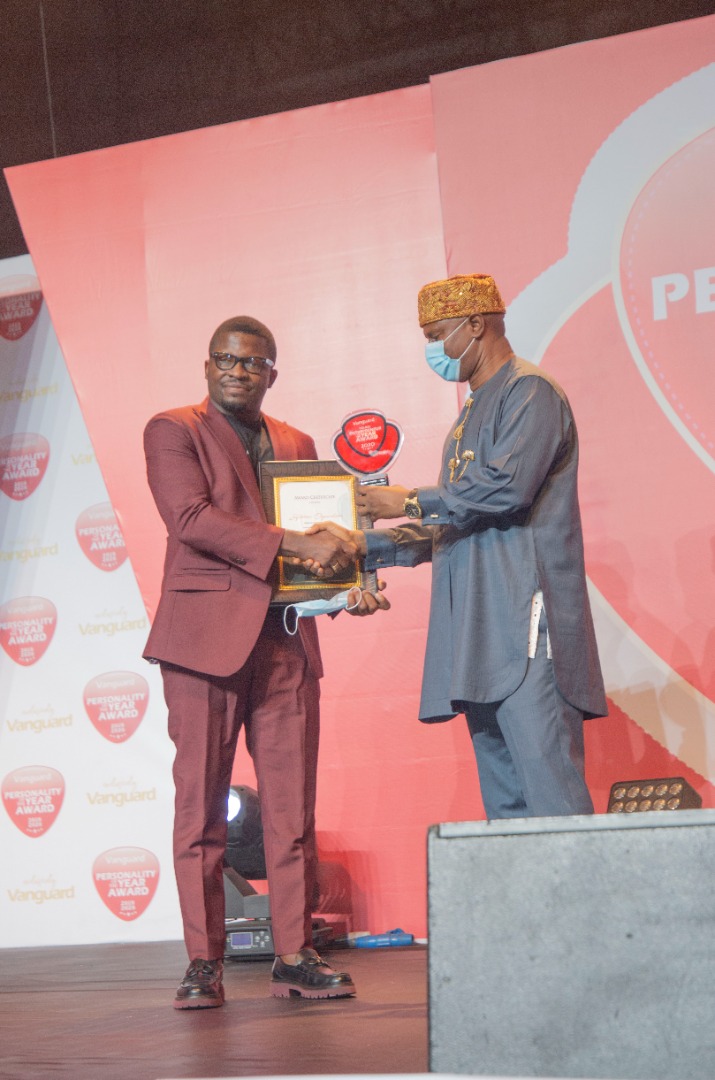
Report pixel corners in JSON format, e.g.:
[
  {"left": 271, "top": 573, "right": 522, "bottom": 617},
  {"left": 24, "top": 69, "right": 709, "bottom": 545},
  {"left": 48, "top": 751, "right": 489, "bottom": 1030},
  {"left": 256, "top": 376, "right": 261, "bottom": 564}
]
[{"left": 403, "top": 489, "right": 422, "bottom": 519}]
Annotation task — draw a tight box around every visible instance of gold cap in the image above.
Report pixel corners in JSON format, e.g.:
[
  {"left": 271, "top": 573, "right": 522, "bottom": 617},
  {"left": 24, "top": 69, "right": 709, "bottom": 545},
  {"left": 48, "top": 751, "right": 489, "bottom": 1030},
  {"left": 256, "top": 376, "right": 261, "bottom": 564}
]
[{"left": 417, "top": 274, "right": 506, "bottom": 326}]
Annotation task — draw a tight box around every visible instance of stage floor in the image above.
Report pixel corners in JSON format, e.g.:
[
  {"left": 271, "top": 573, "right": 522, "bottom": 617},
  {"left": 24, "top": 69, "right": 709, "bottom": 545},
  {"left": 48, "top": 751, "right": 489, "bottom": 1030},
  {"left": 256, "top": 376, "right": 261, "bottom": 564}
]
[{"left": 0, "top": 939, "right": 427, "bottom": 1080}]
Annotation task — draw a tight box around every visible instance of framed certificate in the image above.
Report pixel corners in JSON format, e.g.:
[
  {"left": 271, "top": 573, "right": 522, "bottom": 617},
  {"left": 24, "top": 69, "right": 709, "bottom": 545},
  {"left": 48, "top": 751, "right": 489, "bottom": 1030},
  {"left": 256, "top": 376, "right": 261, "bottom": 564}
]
[{"left": 259, "top": 460, "right": 377, "bottom": 602}]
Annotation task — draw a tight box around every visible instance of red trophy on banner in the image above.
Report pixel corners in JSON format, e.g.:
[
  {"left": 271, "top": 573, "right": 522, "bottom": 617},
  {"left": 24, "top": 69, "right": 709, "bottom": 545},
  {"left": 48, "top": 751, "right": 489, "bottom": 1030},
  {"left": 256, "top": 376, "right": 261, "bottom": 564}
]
[{"left": 331, "top": 408, "right": 403, "bottom": 485}]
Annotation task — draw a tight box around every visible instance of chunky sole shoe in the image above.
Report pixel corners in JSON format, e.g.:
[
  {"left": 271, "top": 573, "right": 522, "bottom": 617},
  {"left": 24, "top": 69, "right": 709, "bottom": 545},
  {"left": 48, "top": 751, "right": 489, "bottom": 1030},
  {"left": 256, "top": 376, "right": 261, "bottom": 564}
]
[
  {"left": 173, "top": 958, "right": 225, "bottom": 1010},
  {"left": 270, "top": 950, "right": 356, "bottom": 999},
  {"left": 270, "top": 978, "right": 355, "bottom": 999}
]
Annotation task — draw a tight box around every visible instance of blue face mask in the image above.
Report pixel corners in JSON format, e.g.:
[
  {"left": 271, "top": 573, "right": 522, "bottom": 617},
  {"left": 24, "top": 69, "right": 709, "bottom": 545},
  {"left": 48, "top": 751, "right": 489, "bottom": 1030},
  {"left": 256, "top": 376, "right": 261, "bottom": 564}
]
[
  {"left": 424, "top": 318, "right": 474, "bottom": 381},
  {"left": 283, "top": 588, "right": 362, "bottom": 635}
]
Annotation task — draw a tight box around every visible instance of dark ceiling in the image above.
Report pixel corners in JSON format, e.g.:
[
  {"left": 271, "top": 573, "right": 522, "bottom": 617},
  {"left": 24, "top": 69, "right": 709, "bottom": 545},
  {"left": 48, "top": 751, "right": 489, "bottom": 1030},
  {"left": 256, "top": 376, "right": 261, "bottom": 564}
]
[{"left": 1, "top": 0, "right": 712, "bottom": 261}]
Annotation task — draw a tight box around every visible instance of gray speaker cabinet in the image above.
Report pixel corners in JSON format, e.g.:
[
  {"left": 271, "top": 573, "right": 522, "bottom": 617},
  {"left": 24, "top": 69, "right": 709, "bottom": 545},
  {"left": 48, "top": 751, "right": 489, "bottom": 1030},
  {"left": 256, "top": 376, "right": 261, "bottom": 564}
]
[{"left": 428, "top": 810, "right": 715, "bottom": 1079}]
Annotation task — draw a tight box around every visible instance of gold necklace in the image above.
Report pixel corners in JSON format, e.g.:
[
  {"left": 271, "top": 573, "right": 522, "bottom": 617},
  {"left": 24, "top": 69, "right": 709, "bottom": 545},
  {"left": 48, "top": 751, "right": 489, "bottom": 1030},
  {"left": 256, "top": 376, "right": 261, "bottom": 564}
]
[{"left": 448, "top": 396, "right": 476, "bottom": 482}]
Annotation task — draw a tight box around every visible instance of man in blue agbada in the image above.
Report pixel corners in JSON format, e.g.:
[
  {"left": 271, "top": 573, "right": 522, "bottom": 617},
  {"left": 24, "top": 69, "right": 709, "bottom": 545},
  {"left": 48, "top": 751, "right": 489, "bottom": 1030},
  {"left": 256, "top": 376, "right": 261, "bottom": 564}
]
[{"left": 315, "top": 274, "right": 607, "bottom": 819}]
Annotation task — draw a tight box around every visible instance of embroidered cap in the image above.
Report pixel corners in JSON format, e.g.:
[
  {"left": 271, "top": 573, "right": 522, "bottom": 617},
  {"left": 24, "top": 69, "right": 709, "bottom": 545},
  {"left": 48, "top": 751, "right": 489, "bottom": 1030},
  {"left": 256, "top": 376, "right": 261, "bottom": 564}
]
[{"left": 417, "top": 274, "right": 506, "bottom": 326}]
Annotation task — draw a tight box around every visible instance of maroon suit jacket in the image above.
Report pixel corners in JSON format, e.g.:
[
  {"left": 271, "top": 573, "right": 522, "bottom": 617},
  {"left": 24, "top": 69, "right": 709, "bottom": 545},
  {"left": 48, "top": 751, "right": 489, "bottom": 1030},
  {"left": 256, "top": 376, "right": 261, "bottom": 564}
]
[{"left": 143, "top": 396, "right": 322, "bottom": 679}]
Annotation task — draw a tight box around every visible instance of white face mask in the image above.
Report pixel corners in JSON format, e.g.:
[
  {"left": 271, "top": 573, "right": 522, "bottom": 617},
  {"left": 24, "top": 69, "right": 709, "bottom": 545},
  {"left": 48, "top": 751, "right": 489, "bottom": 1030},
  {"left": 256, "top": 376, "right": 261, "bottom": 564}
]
[
  {"left": 424, "top": 318, "right": 474, "bottom": 381},
  {"left": 283, "top": 588, "right": 363, "bottom": 635}
]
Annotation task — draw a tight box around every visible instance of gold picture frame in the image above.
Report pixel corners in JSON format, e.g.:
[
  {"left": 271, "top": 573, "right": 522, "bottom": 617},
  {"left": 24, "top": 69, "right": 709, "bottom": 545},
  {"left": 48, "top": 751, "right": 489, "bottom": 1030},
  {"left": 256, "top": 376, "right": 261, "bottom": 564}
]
[{"left": 259, "top": 459, "right": 377, "bottom": 603}]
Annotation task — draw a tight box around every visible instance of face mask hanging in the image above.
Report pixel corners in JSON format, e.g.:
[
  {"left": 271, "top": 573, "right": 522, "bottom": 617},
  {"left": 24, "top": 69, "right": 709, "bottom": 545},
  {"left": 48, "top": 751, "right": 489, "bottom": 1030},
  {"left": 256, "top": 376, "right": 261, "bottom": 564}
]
[{"left": 282, "top": 588, "right": 363, "bottom": 635}]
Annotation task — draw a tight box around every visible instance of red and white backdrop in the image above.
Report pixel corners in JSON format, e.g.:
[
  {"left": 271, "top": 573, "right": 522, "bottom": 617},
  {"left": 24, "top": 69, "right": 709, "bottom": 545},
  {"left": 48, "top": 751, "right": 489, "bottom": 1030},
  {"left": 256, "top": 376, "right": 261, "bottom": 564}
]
[
  {"left": 2, "top": 14, "right": 713, "bottom": 946},
  {"left": 0, "top": 256, "right": 177, "bottom": 944}
]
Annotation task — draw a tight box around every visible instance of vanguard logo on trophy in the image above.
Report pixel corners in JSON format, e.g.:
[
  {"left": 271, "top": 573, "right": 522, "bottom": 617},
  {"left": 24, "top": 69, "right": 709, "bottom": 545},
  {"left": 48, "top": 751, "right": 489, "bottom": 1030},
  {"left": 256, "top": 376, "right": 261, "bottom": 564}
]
[{"left": 331, "top": 408, "right": 403, "bottom": 484}]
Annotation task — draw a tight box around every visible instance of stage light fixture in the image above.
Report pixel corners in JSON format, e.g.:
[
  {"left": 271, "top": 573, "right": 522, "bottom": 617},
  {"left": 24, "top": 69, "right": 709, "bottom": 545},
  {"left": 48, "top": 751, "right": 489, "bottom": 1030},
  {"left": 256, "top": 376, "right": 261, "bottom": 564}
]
[
  {"left": 225, "top": 784, "right": 266, "bottom": 880},
  {"left": 607, "top": 776, "right": 702, "bottom": 814},
  {"left": 222, "top": 783, "right": 332, "bottom": 959}
]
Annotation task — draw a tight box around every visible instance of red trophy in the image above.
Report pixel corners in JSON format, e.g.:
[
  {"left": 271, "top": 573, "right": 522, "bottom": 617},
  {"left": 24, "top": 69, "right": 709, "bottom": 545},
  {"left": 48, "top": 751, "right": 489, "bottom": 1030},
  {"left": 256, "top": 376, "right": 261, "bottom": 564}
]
[{"left": 331, "top": 408, "right": 403, "bottom": 485}]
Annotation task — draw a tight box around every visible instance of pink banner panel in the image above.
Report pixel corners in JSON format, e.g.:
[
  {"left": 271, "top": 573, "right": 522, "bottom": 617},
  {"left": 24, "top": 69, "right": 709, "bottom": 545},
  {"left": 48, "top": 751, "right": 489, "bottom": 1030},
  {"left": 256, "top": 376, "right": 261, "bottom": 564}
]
[{"left": 431, "top": 16, "right": 715, "bottom": 797}]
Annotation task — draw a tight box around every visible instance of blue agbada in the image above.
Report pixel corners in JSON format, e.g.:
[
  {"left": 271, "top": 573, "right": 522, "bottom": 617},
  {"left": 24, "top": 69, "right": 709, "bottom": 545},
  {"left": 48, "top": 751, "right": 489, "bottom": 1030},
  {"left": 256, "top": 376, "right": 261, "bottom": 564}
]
[{"left": 365, "top": 355, "right": 607, "bottom": 724}]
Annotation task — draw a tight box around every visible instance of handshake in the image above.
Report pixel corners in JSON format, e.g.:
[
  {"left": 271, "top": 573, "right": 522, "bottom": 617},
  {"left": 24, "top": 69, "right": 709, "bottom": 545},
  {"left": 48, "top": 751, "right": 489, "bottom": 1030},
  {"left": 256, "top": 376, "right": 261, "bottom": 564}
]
[
  {"left": 278, "top": 521, "right": 388, "bottom": 617},
  {"left": 276, "top": 483, "right": 411, "bottom": 616}
]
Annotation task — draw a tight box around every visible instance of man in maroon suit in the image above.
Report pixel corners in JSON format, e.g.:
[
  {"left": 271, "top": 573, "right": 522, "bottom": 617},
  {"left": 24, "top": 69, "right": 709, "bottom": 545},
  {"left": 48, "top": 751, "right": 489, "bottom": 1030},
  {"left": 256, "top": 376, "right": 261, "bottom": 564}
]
[{"left": 144, "top": 315, "right": 384, "bottom": 1008}]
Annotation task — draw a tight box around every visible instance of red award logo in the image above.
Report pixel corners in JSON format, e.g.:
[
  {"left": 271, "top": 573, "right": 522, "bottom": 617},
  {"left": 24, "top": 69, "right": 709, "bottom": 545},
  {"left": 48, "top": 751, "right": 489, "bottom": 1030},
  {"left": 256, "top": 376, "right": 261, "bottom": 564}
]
[
  {"left": 75, "top": 503, "right": 128, "bottom": 571},
  {"left": 0, "top": 596, "right": 57, "bottom": 666},
  {"left": 332, "top": 409, "right": 403, "bottom": 477},
  {"left": 83, "top": 671, "right": 149, "bottom": 743},
  {"left": 0, "top": 433, "right": 50, "bottom": 500},
  {"left": 619, "top": 129, "right": 715, "bottom": 463},
  {"left": 0, "top": 280, "right": 43, "bottom": 340},
  {"left": 92, "top": 847, "right": 160, "bottom": 921},
  {"left": 2, "top": 765, "right": 65, "bottom": 838}
]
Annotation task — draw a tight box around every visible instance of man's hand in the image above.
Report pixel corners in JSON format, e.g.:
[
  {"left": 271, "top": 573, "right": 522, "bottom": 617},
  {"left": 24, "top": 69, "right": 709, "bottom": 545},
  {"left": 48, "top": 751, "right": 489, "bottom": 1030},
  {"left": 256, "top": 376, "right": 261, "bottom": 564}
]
[
  {"left": 280, "top": 528, "right": 356, "bottom": 577},
  {"left": 304, "top": 525, "right": 389, "bottom": 612},
  {"left": 356, "top": 484, "right": 412, "bottom": 522},
  {"left": 296, "top": 521, "right": 365, "bottom": 578},
  {"left": 306, "top": 520, "right": 366, "bottom": 556},
  {"left": 346, "top": 579, "right": 390, "bottom": 616}
]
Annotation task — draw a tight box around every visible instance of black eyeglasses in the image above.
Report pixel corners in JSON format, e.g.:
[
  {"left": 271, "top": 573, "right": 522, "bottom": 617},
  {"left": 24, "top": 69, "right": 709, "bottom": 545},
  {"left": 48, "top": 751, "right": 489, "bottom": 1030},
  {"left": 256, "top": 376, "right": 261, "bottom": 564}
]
[{"left": 210, "top": 352, "right": 275, "bottom": 374}]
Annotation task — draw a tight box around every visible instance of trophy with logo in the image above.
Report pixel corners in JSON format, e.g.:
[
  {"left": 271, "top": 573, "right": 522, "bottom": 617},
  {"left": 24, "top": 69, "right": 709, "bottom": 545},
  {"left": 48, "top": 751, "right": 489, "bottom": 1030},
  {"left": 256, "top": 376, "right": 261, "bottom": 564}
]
[
  {"left": 330, "top": 408, "right": 403, "bottom": 487},
  {"left": 260, "top": 409, "right": 403, "bottom": 602}
]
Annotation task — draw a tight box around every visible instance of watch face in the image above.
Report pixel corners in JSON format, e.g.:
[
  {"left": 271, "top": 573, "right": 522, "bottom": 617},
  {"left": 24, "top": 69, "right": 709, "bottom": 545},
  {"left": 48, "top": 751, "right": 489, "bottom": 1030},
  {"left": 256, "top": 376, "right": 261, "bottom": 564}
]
[{"left": 404, "top": 499, "right": 421, "bottom": 518}]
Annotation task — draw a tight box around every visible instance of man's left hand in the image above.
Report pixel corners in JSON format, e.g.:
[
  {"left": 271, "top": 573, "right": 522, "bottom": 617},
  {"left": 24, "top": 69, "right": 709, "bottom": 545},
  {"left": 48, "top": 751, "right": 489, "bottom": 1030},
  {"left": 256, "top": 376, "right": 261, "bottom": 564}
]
[
  {"left": 356, "top": 484, "right": 412, "bottom": 522},
  {"left": 346, "top": 580, "right": 390, "bottom": 616}
]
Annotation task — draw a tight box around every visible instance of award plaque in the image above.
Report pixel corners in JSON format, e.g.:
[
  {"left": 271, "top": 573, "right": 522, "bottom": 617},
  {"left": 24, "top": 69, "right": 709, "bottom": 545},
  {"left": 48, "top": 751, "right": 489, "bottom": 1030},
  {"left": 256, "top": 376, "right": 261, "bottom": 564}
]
[{"left": 259, "top": 460, "right": 377, "bottom": 603}]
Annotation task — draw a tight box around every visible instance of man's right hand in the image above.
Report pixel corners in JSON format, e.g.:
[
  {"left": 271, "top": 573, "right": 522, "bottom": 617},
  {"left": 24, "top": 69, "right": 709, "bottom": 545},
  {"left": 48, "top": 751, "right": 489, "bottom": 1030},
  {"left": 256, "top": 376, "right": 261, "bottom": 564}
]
[
  {"left": 280, "top": 528, "right": 357, "bottom": 577},
  {"left": 296, "top": 521, "right": 366, "bottom": 579},
  {"left": 305, "top": 520, "right": 366, "bottom": 555}
]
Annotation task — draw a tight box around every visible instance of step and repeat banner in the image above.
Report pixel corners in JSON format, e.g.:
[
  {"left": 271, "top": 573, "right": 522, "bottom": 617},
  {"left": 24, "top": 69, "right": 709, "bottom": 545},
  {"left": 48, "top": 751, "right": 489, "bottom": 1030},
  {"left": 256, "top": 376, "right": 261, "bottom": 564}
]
[
  {"left": 3, "top": 14, "right": 714, "bottom": 945},
  {"left": 0, "top": 258, "right": 180, "bottom": 946}
]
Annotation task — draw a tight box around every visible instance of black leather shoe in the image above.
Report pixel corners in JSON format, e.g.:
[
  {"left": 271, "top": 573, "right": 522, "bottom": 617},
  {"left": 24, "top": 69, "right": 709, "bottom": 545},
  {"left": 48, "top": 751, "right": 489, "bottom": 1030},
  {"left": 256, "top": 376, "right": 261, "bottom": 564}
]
[
  {"left": 173, "top": 958, "right": 225, "bottom": 1009},
  {"left": 270, "top": 949, "right": 356, "bottom": 999}
]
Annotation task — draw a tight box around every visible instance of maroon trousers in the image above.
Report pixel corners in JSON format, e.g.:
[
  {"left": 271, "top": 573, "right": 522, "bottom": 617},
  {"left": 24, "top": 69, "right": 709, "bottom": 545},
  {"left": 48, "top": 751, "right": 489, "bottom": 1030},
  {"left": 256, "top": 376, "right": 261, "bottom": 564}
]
[{"left": 161, "top": 608, "right": 320, "bottom": 960}]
